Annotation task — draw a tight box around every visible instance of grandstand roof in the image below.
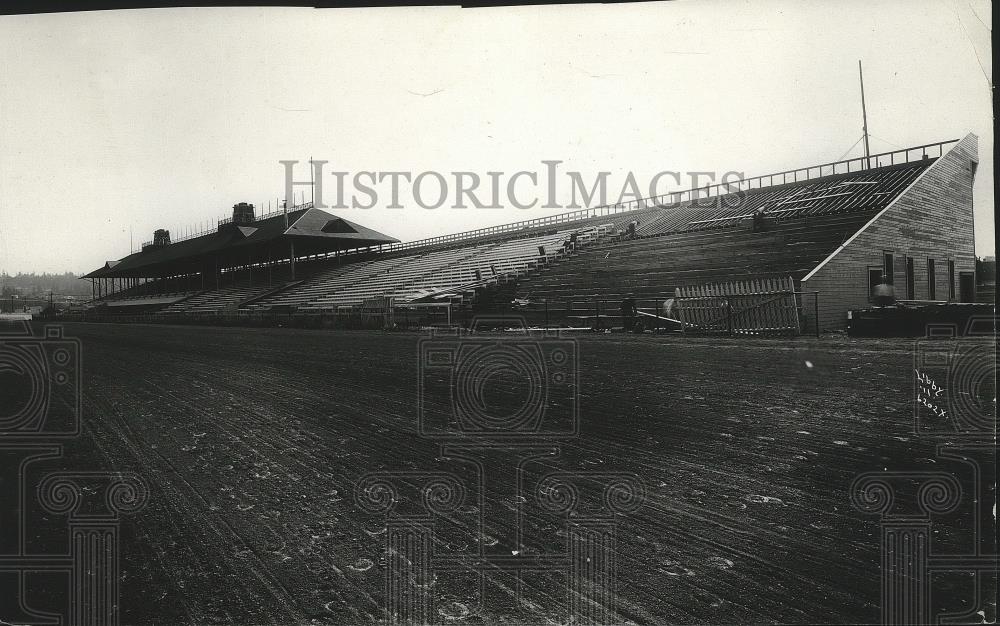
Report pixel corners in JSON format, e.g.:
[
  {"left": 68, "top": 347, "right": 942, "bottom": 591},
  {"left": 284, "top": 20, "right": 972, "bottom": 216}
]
[{"left": 85, "top": 208, "right": 398, "bottom": 278}]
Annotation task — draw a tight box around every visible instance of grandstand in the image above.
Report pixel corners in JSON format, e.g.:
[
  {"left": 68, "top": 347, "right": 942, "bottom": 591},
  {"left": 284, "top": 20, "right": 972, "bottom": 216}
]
[
  {"left": 517, "top": 211, "right": 880, "bottom": 302},
  {"left": 80, "top": 134, "right": 980, "bottom": 331}
]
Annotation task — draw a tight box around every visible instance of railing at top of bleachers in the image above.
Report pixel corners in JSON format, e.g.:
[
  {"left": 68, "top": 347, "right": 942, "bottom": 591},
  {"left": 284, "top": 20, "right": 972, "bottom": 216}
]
[
  {"left": 380, "top": 209, "right": 610, "bottom": 254},
  {"left": 588, "top": 138, "right": 958, "bottom": 214}
]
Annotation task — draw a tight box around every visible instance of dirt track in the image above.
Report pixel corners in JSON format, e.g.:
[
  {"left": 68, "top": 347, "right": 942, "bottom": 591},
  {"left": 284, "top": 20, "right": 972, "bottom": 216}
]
[{"left": 36, "top": 323, "right": 993, "bottom": 624}]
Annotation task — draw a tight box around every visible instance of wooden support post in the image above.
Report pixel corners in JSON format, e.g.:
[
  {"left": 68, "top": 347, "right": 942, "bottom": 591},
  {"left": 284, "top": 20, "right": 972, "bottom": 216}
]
[{"left": 814, "top": 292, "right": 820, "bottom": 338}]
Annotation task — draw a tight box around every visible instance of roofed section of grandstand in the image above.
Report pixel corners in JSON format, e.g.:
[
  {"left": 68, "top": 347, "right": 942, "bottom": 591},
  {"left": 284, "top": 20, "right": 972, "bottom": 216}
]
[
  {"left": 80, "top": 134, "right": 980, "bottom": 330},
  {"left": 84, "top": 204, "right": 398, "bottom": 280}
]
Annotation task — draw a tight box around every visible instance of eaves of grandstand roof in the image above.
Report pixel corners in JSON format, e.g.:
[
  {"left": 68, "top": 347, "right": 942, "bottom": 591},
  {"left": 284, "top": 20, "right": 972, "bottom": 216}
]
[
  {"left": 83, "top": 208, "right": 398, "bottom": 278},
  {"left": 83, "top": 260, "right": 121, "bottom": 278},
  {"left": 285, "top": 208, "right": 398, "bottom": 243}
]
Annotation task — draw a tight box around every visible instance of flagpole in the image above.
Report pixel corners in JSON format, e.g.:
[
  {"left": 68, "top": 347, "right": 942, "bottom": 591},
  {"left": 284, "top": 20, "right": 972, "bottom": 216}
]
[{"left": 859, "top": 60, "right": 871, "bottom": 168}]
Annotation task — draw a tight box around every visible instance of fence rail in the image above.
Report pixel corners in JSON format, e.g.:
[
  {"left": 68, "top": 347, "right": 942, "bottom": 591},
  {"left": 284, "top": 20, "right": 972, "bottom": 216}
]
[{"left": 62, "top": 290, "right": 826, "bottom": 337}]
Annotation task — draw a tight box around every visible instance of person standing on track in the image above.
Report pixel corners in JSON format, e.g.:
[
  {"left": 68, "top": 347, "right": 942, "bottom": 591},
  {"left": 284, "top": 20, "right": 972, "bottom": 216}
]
[{"left": 620, "top": 293, "right": 637, "bottom": 332}]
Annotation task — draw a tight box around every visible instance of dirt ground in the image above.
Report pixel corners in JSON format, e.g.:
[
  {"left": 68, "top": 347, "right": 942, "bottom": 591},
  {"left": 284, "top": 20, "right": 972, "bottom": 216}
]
[{"left": 9, "top": 322, "right": 995, "bottom": 625}]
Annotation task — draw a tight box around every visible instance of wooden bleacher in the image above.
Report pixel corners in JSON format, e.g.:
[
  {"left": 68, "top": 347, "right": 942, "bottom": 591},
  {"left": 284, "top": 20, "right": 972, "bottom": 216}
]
[
  {"left": 515, "top": 211, "right": 877, "bottom": 303},
  {"left": 158, "top": 284, "right": 288, "bottom": 314},
  {"left": 248, "top": 225, "right": 613, "bottom": 310}
]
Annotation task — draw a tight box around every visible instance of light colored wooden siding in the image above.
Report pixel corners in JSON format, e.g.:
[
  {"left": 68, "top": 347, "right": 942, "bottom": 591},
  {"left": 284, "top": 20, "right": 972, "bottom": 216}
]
[{"left": 801, "top": 133, "right": 978, "bottom": 330}]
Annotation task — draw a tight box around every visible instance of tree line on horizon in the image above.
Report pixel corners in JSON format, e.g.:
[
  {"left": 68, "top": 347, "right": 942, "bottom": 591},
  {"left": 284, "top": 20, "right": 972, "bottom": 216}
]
[{"left": 1, "top": 272, "right": 92, "bottom": 297}]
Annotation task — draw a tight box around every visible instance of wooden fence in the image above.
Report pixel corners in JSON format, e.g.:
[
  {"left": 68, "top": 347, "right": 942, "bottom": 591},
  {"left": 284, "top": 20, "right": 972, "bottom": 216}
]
[
  {"left": 359, "top": 296, "right": 394, "bottom": 328},
  {"left": 674, "top": 277, "right": 800, "bottom": 336}
]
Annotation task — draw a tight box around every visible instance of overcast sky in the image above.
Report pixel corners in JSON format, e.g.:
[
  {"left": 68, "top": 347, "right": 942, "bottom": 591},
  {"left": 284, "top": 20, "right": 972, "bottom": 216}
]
[{"left": 0, "top": 0, "right": 993, "bottom": 274}]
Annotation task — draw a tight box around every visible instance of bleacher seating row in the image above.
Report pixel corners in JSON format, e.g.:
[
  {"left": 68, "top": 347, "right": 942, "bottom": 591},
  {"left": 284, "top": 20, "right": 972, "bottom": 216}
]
[
  {"left": 249, "top": 226, "right": 611, "bottom": 310},
  {"left": 633, "top": 161, "right": 927, "bottom": 236},
  {"left": 100, "top": 292, "right": 196, "bottom": 308},
  {"left": 159, "top": 283, "right": 288, "bottom": 314},
  {"left": 93, "top": 265, "right": 297, "bottom": 313},
  {"left": 515, "top": 211, "right": 878, "bottom": 303}
]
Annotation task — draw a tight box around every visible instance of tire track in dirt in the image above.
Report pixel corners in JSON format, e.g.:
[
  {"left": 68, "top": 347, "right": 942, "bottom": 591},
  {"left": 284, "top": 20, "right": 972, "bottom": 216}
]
[
  {"left": 81, "top": 345, "right": 310, "bottom": 623},
  {"left": 58, "top": 323, "right": 986, "bottom": 624}
]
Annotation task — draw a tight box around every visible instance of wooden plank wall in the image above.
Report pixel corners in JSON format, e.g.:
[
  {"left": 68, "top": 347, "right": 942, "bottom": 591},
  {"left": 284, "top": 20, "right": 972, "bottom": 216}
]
[
  {"left": 675, "top": 276, "right": 799, "bottom": 336},
  {"left": 801, "top": 134, "right": 979, "bottom": 330}
]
